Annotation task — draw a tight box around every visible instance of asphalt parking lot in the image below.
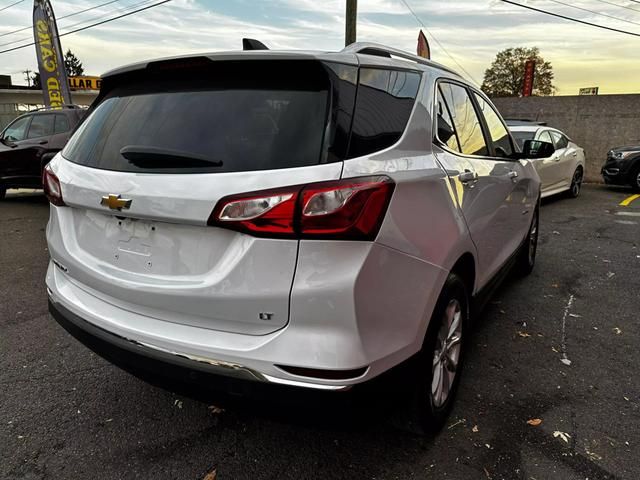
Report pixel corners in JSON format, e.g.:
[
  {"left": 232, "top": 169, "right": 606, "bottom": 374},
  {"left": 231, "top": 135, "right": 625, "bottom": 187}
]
[{"left": 1, "top": 184, "right": 639, "bottom": 480}]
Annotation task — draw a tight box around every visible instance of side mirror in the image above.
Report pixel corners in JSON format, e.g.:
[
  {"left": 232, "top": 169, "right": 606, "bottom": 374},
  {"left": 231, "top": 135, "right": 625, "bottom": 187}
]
[{"left": 522, "top": 139, "right": 555, "bottom": 159}]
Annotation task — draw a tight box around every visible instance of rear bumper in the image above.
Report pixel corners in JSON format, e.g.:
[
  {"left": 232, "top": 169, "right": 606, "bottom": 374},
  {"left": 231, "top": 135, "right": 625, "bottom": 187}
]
[{"left": 46, "top": 239, "right": 447, "bottom": 391}]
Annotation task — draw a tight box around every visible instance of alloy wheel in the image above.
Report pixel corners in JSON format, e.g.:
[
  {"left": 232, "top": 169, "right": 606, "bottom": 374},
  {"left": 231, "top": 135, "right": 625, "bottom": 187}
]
[
  {"left": 528, "top": 210, "right": 538, "bottom": 265},
  {"left": 431, "top": 299, "right": 463, "bottom": 408},
  {"left": 571, "top": 169, "right": 583, "bottom": 197}
]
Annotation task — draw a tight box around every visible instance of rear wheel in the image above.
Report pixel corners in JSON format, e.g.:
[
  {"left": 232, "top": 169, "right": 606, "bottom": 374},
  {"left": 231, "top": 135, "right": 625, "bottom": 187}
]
[
  {"left": 407, "top": 274, "right": 469, "bottom": 433},
  {"left": 515, "top": 206, "right": 539, "bottom": 276},
  {"left": 568, "top": 166, "right": 583, "bottom": 198},
  {"left": 632, "top": 165, "right": 640, "bottom": 192}
]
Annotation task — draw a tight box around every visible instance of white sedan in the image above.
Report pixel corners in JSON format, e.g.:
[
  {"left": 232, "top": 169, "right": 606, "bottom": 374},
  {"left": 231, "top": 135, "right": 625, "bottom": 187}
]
[{"left": 509, "top": 122, "right": 586, "bottom": 198}]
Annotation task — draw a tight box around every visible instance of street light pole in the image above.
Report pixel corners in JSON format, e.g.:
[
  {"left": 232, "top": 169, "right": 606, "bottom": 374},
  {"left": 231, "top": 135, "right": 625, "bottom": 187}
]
[{"left": 345, "top": 0, "right": 357, "bottom": 46}]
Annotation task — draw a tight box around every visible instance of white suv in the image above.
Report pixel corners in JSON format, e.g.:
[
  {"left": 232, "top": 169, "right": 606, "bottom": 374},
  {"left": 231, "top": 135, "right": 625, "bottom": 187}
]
[{"left": 45, "top": 42, "right": 551, "bottom": 430}]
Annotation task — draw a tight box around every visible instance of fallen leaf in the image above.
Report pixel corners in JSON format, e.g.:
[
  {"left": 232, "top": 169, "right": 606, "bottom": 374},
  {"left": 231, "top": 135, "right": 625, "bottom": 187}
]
[
  {"left": 447, "top": 418, "right": 466, "bottom": 430},
  {"left": 568, "top": 313, "right": 582, "bottom": 318},
  {"left": 624, "top": 396, "right": 630, "bottom": 401},
  {"left": 174, "top": 399, "right": 183, "bottom": 409},
  {"left": 472, "top": 425, "right": 479, "bottom": 433},
  {"left": 551, "top": 346, "right": 559, "bottom": 353},
  {"left": 606, "top": 272, "right": 615, "bottom": 279},
  {"left": 551, "top": 283, "right": 559, "bottom": 288},
  {"left": 585, "top": 447, "right": 602, "bottom": 461},
  {"left": 552, "top": 230, "right": 560, "bottom": 235},
  {"left": 517, "top": 331, "right": 531, "bottom": 338},
  {"left": 203, "top": 468, "right": 217, "bottom": 480},
  {"left": 527, "top": 418, "right": 543, "bottom": 426},
  {"left": 208, "top": 405, "right": 225, "bottom": 415},
  {"left": 560, "top": 358, "right": 572, "bottom": 366},
  {"left": 483, "top": 467, "right": 491, "bottom": 479},
  {"left": 553, "top": 431, "right": 571, "bottom": 443},
  {"left": 613, "top": 327, "right": 622, "bottom": 335}
]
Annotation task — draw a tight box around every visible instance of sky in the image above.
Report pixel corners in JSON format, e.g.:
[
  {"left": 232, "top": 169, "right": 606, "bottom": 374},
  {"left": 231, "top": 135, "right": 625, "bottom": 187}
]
[{"left": 0, "top": 0, "right": 639, "bottom": 95}]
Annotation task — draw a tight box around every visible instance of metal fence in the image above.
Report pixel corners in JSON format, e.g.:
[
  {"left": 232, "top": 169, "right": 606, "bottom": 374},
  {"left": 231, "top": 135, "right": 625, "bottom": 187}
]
[{"left": 0, "top": 103, "right": 43, "bottom": 130}]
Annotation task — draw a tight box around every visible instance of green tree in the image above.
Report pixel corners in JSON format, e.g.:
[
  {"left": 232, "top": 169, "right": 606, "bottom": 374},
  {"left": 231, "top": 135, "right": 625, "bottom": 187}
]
[
  {"left": 481, "top": 47, "right": 556, "bottom": 97},
  {"left": 64, "top": 49, "right": 84, "bottom": 77},
  {"left": 30, "top": 49, "right": 84, "bottom": 89}
]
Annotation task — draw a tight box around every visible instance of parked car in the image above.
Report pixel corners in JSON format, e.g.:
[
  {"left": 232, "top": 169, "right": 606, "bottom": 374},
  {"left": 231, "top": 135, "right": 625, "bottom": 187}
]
[
  {"left": 0, "top": 106, "right": 85, "bottom": 199},
  {"left": 507, "top": 121, "right": 585, "bottom": 198},
  {"left": 45, "top": 41, "right": 553, "bottom": 432},
  {"left": 602, "top": 146, "right": 640, "bottom": 190}
]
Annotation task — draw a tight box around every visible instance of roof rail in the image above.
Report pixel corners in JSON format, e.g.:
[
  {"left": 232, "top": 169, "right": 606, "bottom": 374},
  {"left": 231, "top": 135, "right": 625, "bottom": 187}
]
[
  {"left": 30, "top": 104, "right": 86, "bottom": 112},
  {"left": 341, "top": 42, "right": 459, "bottom": 76}
]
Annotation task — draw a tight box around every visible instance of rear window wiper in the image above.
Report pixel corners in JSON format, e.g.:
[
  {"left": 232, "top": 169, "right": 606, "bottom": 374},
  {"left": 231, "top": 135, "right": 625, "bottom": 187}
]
[{"left": 120, "top": 145, "right": 223, "bottom": 169}]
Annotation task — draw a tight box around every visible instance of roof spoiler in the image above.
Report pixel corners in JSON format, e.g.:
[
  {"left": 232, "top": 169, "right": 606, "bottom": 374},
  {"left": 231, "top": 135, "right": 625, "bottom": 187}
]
[{"left": 242, "top": 38, "right": 269, "bottom": 51}]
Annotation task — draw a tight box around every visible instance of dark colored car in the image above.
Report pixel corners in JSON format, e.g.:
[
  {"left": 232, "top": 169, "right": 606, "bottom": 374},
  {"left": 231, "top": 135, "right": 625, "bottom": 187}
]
[
  {"left": 0, "top": 106, "right": 85, "bottom": 199},
  {"left": 602, "top": 146, "right": 640, "bottom": 191}
]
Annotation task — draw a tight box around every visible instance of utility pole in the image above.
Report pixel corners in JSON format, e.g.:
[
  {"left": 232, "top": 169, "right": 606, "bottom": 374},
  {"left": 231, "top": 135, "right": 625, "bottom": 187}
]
[
  {"left": 23, "top": 69, "right": 32, "bottom": 87},
  {"left": 345, "top": 0, "right": 357, "bottom": 46}
]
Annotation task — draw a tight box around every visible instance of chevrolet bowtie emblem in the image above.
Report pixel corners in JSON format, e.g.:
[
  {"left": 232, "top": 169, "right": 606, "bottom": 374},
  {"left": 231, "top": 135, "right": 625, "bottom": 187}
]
[{"left": 100, "top": 194, "right": 132, "bottom": 211}]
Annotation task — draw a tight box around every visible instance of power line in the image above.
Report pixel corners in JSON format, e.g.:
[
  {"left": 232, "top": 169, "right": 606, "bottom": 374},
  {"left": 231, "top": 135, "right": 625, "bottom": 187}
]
[
  {"left": 0, "top": 0, "right": 157, "bottom": 48},
  {"left": 500, "top": 0, "right": 640, "bottom": 37},
  {"left": 591, "top": 0, "right": 640, "bottom": 14},
  {"left": 397, "top": 0, "right": 481, "bottom": 85},
  {"left": 0, "top": 0, "right": 123, "bottom": 38},
  {"left": 0, "top": 0, "right": 173, "bottom": 55},
  {"left": 0, "top": 0, "right": 25, "bottom": 12},
  {"left": 544, "top": 0, "right": 640, "bottom": 28}
]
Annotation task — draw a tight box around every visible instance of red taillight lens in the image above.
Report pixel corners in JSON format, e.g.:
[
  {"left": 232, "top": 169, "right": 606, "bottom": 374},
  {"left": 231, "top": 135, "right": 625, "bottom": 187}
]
[
  {"left": 208, "top": 176, "right": 394, "bottom": 240},
  {"left": 43, "top": 165, "right": 66, "bottom": 207}
]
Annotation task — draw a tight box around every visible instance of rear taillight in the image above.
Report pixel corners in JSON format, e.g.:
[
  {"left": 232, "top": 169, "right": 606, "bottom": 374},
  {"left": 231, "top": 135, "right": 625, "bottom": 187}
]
[
  {"left": 208, "top": 176, "right": 394, "bottom": 240},
  {"left": 43, "top": 165, "right": 66, "bottom": 207}
]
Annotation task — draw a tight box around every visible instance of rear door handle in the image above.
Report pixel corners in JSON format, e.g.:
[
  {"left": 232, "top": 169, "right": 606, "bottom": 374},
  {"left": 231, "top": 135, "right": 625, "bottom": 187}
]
[
  {"left": 507, "top": 170, "right": 518, "bottom": 179},
  {"left": 459, "top": 170, "right": 478, "bottom": 184},
  {"left": 38, "top": 140, "right": 48, "bottom": 145}
]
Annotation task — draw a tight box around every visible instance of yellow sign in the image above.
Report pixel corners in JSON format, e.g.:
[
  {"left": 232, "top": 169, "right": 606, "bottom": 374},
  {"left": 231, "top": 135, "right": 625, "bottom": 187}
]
[{"left": 69, "top": 76, "right": 101, "bottom": 91}]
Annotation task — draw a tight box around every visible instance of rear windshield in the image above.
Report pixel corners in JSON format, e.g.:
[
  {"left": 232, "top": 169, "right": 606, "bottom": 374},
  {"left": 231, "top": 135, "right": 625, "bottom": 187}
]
[
  {"left": 511, "top": 131, "right": 535, "bottom": 150},
  {"left": 63, "top": 61, "right": 331, "bottom": 174}
]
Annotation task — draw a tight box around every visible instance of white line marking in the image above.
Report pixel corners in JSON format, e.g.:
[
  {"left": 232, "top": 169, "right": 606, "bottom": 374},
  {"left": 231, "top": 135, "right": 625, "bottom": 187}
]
[
  {"left": 560, "top": 294, "right": 575, "bottom": 366},
  {"left": 614, "top": 212, "right": 640, "bottom": 217}
]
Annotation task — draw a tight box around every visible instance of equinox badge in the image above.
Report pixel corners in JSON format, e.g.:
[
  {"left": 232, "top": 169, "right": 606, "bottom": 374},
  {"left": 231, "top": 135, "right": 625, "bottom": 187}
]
[{"left": 100, "top": 194, "right": 132, "bottom": 211}]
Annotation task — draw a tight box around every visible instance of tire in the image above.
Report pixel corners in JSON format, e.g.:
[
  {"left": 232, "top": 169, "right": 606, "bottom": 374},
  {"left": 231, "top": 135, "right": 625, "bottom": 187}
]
[
  {"left": 406, "top": 273, "right": 470, "bottom": 433},
  {"left": 631, "top": 165, "right": 640, "bottom": 192},
  {"left": 514, "top": 206, "right": 539, "bottom": 276},
  {"left": 567, "top": 166, "right": 583, "bottom": 198}
]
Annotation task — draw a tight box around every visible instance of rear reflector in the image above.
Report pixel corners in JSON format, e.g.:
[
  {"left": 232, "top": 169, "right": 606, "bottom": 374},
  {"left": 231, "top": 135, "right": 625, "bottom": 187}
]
[
  {"left": 276, "top": 364, "right": 368, "bottom": 380},
  {"left": 43, "top": 165, "right": 66, "bottom": 207},
  {"left": 207, "top": 176, "right": 394, "bottom": 240}
]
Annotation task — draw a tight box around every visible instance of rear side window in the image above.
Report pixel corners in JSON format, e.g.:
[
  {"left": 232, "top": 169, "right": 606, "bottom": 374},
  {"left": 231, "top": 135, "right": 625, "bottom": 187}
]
[
  {"left": 63, "top": 61, "right": 332, "bottom": 174},
  {"left": 54, "top": 114, "right": 70, "bottom": 134},
  {"left": 473, "top": 94, "right": 513, "bottom": 158},
  {"left": 538, "top": 130, "right": 553, "bottom": 144},
  {"left": 27, "top": 114, "right": 54, "bottom": 139},
  {"left": 439, "top": 82, "right": 488, "bottom": 157},
  {"left": 347, "top": 68, "right": 421, "bottom": 158}
]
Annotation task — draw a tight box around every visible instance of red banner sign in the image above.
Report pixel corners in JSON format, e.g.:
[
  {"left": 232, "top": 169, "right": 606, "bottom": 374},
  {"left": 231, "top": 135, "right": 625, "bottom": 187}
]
[{"left": 522, "top": 59, "right": 535, "bottom": 97}]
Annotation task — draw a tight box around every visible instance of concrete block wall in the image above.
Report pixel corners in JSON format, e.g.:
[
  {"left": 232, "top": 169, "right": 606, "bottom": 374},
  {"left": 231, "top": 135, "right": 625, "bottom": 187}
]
[{"left": 492, "top": 94, "right": 640, "bottom": 182}]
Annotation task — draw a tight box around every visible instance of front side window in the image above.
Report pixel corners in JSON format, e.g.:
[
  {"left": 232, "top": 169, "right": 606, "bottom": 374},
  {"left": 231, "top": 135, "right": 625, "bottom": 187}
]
[
  {"left": 2, "top": 116, "right": 30, "bottom": 142},
  {"left": 27, "top": 114, "right": 54, "bottom": 139},
  {"left": 474, "top": 93, "right": 514, "bottom": 158},
  {"left": 439, "top": 82, "right": 488, "bottom": 157},
  {"left": 550, "top": 131, "right": 568, "bottom": 149},
  {"left": 538, "top": 130, "right": 553, "bottom": 144}
]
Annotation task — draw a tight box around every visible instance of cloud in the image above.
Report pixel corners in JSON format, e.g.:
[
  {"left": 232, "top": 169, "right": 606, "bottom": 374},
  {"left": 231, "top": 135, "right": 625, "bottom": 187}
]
[{"left": 0, "top": 0, "right": 637, "bottom": 94}]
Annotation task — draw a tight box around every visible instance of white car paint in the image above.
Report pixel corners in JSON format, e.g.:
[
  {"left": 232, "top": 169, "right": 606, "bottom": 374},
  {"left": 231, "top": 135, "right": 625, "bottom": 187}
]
[{"left": 510, "top": 125, "right": 586, "bottom": 198}]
